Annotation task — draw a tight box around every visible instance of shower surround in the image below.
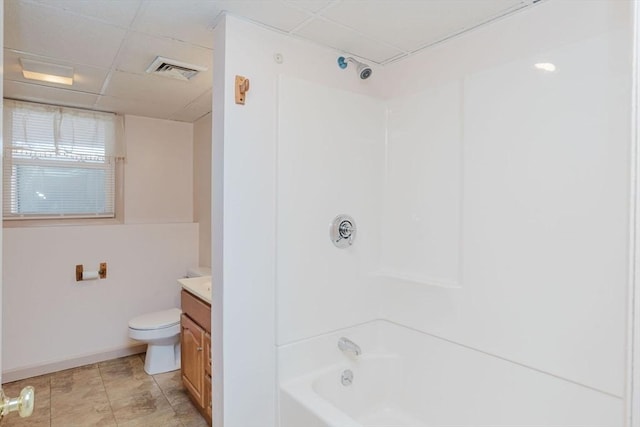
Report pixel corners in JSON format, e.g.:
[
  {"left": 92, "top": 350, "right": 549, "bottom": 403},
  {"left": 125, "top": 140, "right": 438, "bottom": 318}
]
[{"left": 212, "top": 1, "right": 634, "bottom": 425}]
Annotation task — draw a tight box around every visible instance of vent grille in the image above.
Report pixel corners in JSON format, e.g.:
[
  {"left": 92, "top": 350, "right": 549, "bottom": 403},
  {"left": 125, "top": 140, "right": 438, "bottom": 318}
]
[{"left": 145, "top": 56, "right": 207, "bottom": 82}]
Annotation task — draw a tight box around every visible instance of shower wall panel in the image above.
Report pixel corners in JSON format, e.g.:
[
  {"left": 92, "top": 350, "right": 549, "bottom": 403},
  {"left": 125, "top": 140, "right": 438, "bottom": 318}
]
[
  {"left": 381, "top": 81, "right": 462, "bottom": 288},
  {"left": 379, "top": 0, "right": 631, "bottom": 399},
  {"left": 276, "top": 75, "right": 386, "bottom": 345}
]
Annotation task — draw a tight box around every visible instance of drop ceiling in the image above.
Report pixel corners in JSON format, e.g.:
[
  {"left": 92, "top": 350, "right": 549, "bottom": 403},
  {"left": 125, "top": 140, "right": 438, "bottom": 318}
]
[{"left": 4, "top": 0, "right": 541, "bottom": 123}]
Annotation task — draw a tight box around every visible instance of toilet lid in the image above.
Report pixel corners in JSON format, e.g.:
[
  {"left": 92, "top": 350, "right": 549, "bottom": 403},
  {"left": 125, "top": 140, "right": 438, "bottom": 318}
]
[{"left": 129, "top": 308, "right": 181, "bottom": 330}]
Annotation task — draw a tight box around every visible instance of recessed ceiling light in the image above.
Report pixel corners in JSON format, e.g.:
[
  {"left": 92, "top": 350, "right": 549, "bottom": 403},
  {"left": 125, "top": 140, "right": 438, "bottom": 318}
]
[
  {"left": 20, "top": 58, "right": 74, "bottom": 86},
  {"left": 534, "top": 62, "right": 556, "bottom": 72}
]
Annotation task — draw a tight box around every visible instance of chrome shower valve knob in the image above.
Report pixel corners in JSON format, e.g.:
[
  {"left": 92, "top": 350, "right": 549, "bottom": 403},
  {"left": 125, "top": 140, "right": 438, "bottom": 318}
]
[
  {"left": 330, "top": 215, "right": 357, "bottom": 248},
  {"left": 339, "top": 220, "right": 354, "bottom": 239}
]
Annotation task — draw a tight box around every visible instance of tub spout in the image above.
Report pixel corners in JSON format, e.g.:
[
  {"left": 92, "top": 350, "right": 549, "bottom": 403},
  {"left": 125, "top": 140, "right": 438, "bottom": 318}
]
[{"left": 338, "top": 337, "right": 361, "bottom": 356}]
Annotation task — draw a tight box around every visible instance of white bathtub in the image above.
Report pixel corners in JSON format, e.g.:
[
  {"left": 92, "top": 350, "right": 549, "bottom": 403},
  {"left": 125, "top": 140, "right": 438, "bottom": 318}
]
[
  {"left": 278, "top": 320, "right": 624, "bottom": 427},
  {"left": 281, "top": 353, "right": 425, "bottom": 427}
]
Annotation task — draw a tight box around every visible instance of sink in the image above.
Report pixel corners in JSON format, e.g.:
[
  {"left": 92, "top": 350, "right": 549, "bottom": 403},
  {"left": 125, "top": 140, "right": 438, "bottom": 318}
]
[{"left": 178, "top": 276, "right": 212, "bottom": 303}]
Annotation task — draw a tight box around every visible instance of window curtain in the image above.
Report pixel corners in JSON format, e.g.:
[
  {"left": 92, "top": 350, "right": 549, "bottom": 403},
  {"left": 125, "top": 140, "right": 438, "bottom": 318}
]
[{"left": 3, "top": 99, "right": 126, "bottom": 162}]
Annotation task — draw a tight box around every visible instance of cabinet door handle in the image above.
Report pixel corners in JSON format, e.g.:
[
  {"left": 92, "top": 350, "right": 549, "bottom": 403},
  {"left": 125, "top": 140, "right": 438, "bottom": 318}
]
[{"left": 197, "top": 347, "right": 203, "bottom": 351}]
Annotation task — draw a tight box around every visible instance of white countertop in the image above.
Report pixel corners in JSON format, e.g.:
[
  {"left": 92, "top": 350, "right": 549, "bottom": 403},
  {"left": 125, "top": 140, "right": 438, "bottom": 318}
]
[{"left": 178, "top": 276, "right": 212, "bottom": 304}]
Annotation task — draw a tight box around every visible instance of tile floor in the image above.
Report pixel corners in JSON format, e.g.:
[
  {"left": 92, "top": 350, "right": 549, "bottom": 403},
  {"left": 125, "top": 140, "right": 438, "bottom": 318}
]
[{"left": 0, "top": 354, "right": 209, "bottom": 427}]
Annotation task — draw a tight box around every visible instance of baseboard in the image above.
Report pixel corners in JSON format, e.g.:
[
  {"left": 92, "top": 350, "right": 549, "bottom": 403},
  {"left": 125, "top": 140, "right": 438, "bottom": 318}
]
[{"left": 2, "top": 344, "right": 147, "bottom": 383}]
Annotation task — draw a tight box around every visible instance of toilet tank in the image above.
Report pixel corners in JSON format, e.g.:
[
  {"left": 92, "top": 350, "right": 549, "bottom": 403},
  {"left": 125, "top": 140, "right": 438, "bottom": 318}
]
[{"left": 186, "top": 266, "right": 212, "bottom": 278}]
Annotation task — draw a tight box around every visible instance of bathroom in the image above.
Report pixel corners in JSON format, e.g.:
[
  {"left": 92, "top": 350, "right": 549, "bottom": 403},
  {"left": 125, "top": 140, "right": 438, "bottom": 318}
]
[
  {"left": 2, "top": 0, "right": 214, "bottom": 423},
  {"left": 2, "top": 0, "right": 640, "bottom": 426}
]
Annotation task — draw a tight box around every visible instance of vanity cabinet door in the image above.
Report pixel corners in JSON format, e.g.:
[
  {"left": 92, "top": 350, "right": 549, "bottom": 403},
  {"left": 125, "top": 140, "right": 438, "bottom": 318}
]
[
  {"left": 181, "top": 314, "right": 204, "bottom": 407},
  {"left": 204, "top": 373, "right": 212, "bottom": 420},
  {"left": 204, "top": 333, "right": 211, "bottom": 377}
]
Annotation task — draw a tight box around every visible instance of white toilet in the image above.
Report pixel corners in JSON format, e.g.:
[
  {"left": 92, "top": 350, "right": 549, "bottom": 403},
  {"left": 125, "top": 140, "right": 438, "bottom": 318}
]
[
  {"left": 129, "top": 267, "right": 211, "bottom": 375},
  {"left": 129, "top": 308, "right": 182, "bottom": 375}
]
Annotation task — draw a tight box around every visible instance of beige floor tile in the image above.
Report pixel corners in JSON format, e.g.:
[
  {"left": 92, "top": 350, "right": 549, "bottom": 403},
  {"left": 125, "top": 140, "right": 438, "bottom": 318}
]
[
  {"left": 115, "top": 406, "right": 182, "bottom": 427},
  {"left": 153, "top": 370, "right": 181, "bottom": 391},
  {"left": 51, "top": 388, "right": 110, "bottom": 417},
  {"left": 51, "top": 378, "right": 106, "bottom": 403},
  {"left": 109, "top": 388, "right": 172, "bottom": 424},
  {"left": 2, "top": 414, "right": 51, "bottom": 427},
  {"left": 99, "top": 356, "right": 147, "bottom": 383},
  {"left": 174, "top": 401, "right": 209, "bottom": 427},
  {"left": 50, "top": 365, "right": 103, "bottom": 399},
  {"left": 102, "top": 375, "right": 161, "bottom": 403},
  {"left": 155, "top": 369, "right": 209, "bottom": 426},
  {"left": 98, "top": 354, "right": 144, "bottom": 375},
  {"left": 50, "top": 399, "right": 116, "bottom": 427},
  {"left": 0, "top": 354, "right": 211, "bottom": 427},
  {"left": 98, "top": 354, "right": 143, "bottom": 368},
  {"left": 4, "top": 405, "right": 51, "bottom": 426},
  {"left": 165, "top": 386, "right": 193, "bottom": 410},
  {"left": 50, "top": 364, "right": 100, "bottom": 382},
  {"left": 3, "top": 375, "right": 51, "bottom": 419},
  {"left": 154, "top": 370, "right": 190, "bottom": 407}
]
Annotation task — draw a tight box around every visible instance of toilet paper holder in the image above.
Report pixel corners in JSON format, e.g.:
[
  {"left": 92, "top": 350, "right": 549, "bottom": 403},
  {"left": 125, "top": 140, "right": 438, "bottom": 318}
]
[{"left": 75, "top": 263, "right": 107, "bottom": 281}]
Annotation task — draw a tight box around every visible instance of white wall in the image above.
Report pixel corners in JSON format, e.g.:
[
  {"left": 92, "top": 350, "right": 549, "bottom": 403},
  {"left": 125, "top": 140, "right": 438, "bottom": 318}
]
[
  {"left": 211, "top": 18, "right": 225, "bottom": 427},
  {"left": 2, "top": 115, "right": 198, "bottom": 379},
  {"left": 3, "top": 223, "right": 197, "bottom": 376},
  {"left": 124, "top": 115, "right": 193, "bottom": 224},
  {"left": 377, "top": 0, "right": 631, "bottom": 399},
  {"left": 213, "top": 15, "right": 378, "bottom": 427},
  {"left": 0, "top": 0, "right": 5, "bottom": 384},
  {"left": 194, "top": 113, "right": 212, "bottom": 269}
]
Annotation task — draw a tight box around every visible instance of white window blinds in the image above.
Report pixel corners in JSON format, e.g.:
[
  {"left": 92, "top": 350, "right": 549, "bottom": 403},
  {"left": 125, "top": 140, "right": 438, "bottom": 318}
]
[{"left": 3, "top": 100, "right": 125, "bottom": 220}]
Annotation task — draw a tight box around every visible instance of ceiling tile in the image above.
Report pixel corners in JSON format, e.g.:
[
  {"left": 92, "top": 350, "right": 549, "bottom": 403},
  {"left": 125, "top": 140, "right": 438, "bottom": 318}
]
[
  {"left": 4, "top": 0, "right": 542, "bottom": 122},
  {"left": 321, "top": 0, "right": 524, "bottom": 52},
  {"left": 4, "top": 80, "right": 99, "bottom": 109},
  {"left": 116, "top": 32, "right": 212, "bottom": 76},
  {"left": 133, "top": 0, "right": 222, "bottom": 49},
  {"left": 170, "top": 89, "right": 212, "bottom": 122},
  {"left": 95, "top": 95, "right": 182, "bottom": 120},
  {"left": 31, "top": 0, "right": 142, "bottom": 28},
  {"left": 103, "top": 71, "right": 209, "bottom": 106},
  {"left": 5, "top": 0, "right": 128, "bottom": 68},
  {"left": 218, "top": 0, "right": 311, "bottom": 32},
  {"left": 283, "top": 0, "right": 333, "bottom": 13},
  {"left": 294, "top": 18, "right": 404, "bottom": 64},
  {"left": 4, "top": 49, "right": 109, "bottom": 94}
]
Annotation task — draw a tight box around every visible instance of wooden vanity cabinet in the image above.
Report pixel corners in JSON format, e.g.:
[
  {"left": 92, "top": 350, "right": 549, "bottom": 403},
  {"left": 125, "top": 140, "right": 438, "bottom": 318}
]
[
  {"left": 181, "top": 290, "right": 212, "bottom": 424},
  {"left": 181, "top": 314, "right": 204, "bottom": 406}
]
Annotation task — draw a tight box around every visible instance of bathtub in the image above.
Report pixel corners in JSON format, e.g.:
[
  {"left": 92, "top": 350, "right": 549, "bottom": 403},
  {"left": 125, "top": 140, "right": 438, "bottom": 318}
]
[
  {"left": 281, "top": 353, "right": 425, "bottom": 427},
  {"left": 278, "top": 320, "right": 624, "bottom": 427}
]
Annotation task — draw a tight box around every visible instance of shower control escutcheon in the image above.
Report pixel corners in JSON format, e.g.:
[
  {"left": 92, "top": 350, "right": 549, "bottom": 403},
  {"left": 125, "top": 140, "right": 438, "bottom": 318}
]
[{"left": 330, "top": 215, "right": 357, "bottom": 248}]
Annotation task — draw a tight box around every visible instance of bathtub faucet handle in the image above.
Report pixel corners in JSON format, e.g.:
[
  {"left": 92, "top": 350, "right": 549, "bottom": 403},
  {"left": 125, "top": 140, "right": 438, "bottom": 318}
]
[{"left": 338, "top": 337, "right": 361, "bottom": 356}]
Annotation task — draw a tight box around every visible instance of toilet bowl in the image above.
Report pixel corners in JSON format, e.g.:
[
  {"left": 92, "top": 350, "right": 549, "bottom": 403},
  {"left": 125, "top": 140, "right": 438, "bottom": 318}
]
[{"left": 129, "top": 308, "right": 182, "bottom": 375}]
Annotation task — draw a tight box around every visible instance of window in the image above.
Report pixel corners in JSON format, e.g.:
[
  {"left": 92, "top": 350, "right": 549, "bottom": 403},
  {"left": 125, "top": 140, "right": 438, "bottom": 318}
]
[{"left": 3, "top": 100, "right": 125, "bottom": 221}]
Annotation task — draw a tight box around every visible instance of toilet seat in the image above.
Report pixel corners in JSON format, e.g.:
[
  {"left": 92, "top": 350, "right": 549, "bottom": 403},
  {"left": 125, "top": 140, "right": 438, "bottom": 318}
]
[
  {"left": 129, "top": 323, "right": 180, "bottom": 341},
  {"left": 129, "top": 308, "right": 181, "bottom": 330}
]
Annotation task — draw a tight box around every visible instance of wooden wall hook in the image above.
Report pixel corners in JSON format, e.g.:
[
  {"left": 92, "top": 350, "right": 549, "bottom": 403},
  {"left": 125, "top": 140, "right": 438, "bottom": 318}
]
[
  {"left": 99, "top": 262, "right": 107, "bottom": 279},
  {"left": 235, "top": 75, "right": 250, "bottom": 105}
]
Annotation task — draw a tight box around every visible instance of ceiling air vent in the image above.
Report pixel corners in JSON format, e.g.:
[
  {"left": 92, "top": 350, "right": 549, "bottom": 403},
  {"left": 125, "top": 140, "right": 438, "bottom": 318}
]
[{"left": 145, "top": 56, "right": 207, "bottom": 82}]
